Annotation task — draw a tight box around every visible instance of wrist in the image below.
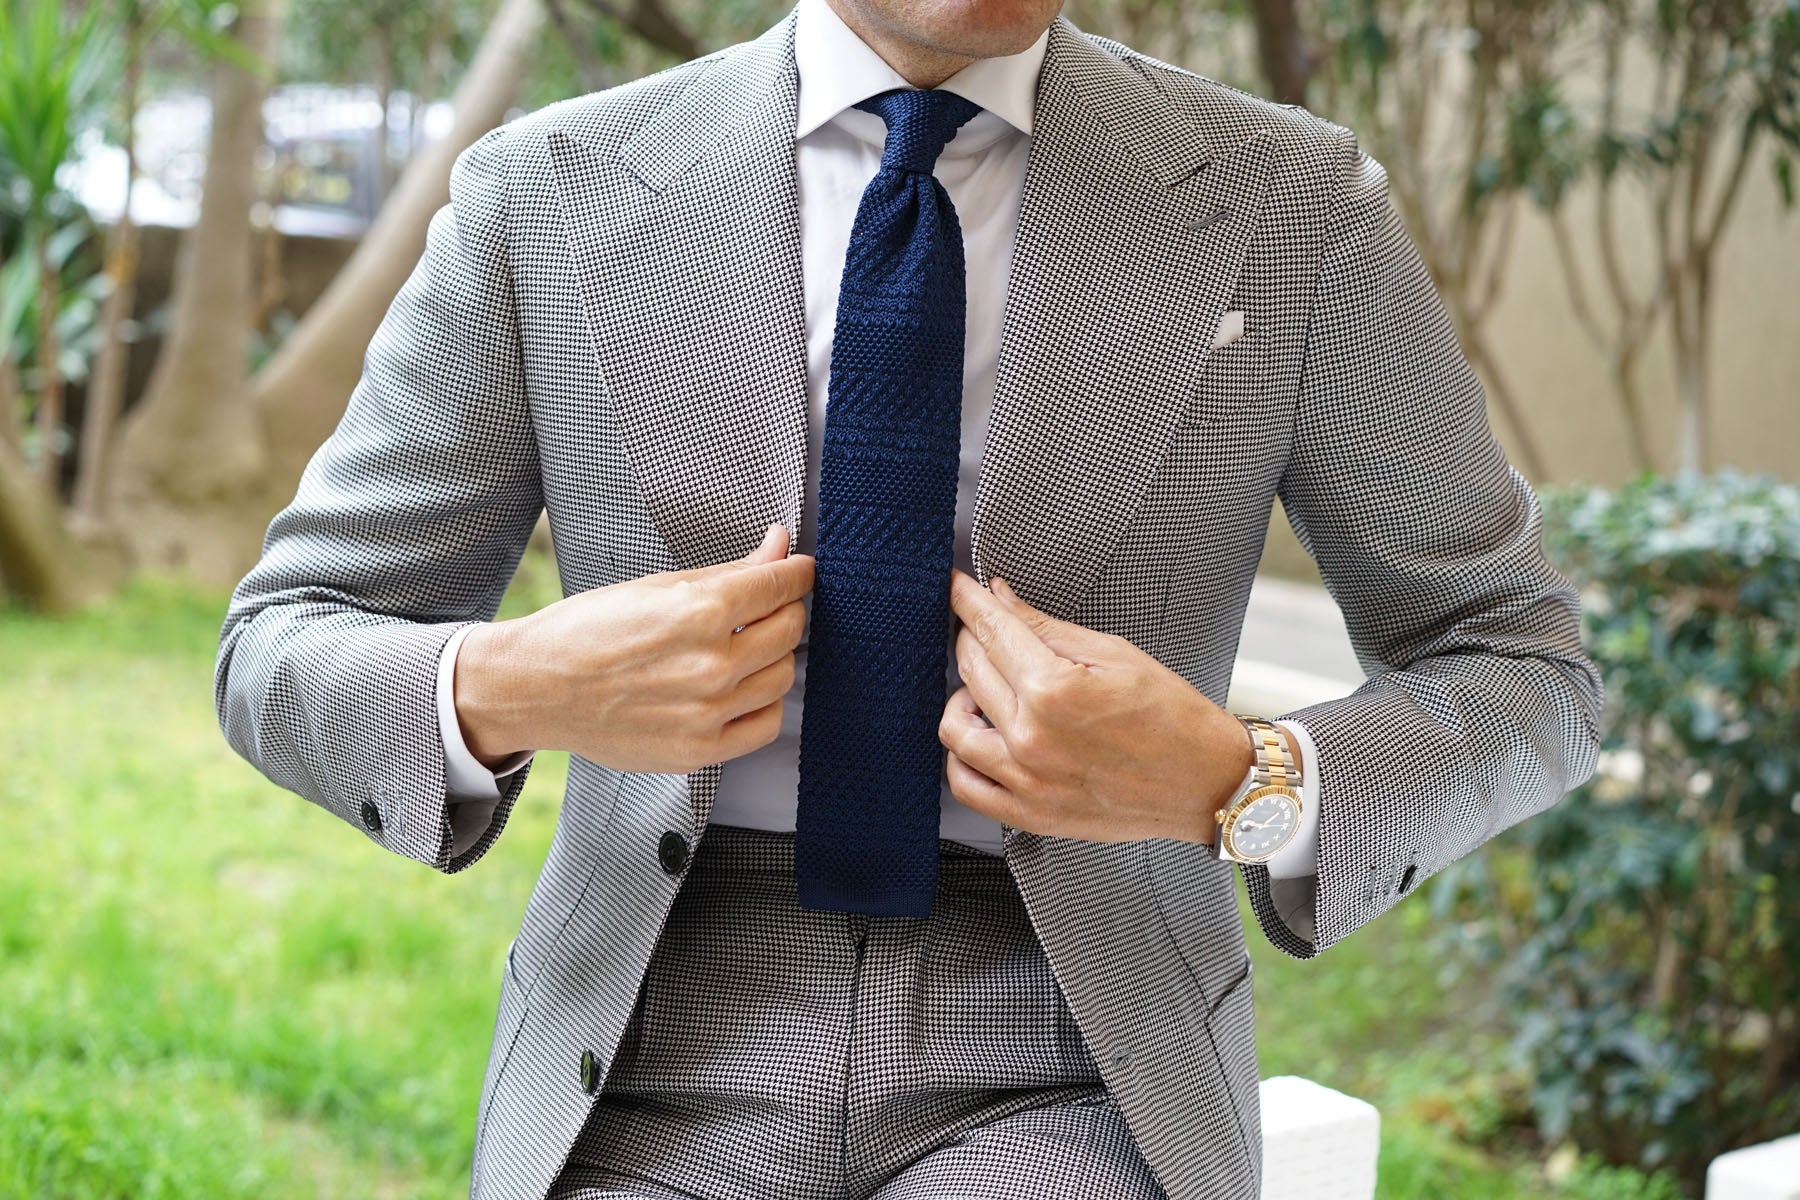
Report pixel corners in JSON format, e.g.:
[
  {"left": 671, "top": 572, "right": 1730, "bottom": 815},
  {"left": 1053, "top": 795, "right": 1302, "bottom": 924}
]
[
  {"left": 1206, "top": 714, "right": 1308, "bottom": 860},
  {"left": 1200, "top": 714, "right": 1309, "bottom": 845},
  {"left": 1198, "top": 709, "right": 1257, "bottom": 845},
  {"left": 454, "top": 619, "right": 538, "bottom": 767}
]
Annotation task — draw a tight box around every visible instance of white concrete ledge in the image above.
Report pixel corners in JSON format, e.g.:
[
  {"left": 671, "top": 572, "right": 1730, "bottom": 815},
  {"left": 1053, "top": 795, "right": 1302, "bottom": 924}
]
[
  {"left": 1707, "top": 1134, "right": 1800, "bottom": 1200},
  {"left": 1259, "top": 1076, "right": 1381, "bottom": 1200}
]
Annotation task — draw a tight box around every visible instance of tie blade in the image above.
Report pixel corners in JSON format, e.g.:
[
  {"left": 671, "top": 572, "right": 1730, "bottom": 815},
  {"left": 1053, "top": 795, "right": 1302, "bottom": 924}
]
[
  {"left": 794, "top": 797, "right": 941, "bottom": 918},
  {"left": 794, "top": 86, "right": 980, "bottom": 916}
]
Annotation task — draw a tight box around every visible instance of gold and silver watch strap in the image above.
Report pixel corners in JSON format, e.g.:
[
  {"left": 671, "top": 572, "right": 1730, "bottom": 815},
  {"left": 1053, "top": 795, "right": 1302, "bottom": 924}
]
[
  {"left": 1213, "top": 713, "right": 1303, "bottom": 863},
  {"left": 1234, "top": 713, "right": 1295, "bottom": 789}
]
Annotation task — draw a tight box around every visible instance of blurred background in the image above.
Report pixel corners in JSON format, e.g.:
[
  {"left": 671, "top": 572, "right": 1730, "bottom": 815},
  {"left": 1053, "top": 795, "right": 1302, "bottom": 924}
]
[{"left": 0, "top": 0, "right": 1795, "bottom": 1196}]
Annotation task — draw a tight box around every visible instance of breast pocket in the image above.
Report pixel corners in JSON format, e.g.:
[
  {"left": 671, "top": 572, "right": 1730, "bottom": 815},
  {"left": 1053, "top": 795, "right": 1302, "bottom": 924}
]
[{"left": 1181, "top": 313, "right": 1266, "bottom": 426}]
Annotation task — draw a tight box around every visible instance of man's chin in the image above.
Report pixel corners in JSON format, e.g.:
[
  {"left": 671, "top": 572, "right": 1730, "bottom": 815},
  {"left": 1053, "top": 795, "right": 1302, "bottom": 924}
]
[{"left": 844, "top": 0, "right": 1062, "bottom": 62}]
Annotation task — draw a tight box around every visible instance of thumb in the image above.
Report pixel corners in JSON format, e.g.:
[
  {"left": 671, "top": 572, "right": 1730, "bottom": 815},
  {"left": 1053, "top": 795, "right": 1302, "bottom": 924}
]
[
  {"left": 992, "top": 576, "right": 1105, "bottom": 661},
  {"left": 741, "top": 521, "right": 788, "bottom": 564}
]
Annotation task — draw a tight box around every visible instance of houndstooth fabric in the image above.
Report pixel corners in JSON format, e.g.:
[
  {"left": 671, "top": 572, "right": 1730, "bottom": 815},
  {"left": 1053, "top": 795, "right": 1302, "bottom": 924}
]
[
  {"left": 797, "top": 87, "right": 983, "bottom": 918},
  {"left": 213, "top": 7, "right": 1605, "bottom": 1200},
  {"left": 549, "top": 821, "right": 1164, "bottom": 1200}
]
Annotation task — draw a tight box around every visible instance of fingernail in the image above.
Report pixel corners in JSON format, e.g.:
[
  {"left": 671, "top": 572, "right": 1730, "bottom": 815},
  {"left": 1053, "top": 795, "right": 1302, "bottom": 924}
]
[{"left": 993, "top": 577, "right": 1014, "bottom": 599}]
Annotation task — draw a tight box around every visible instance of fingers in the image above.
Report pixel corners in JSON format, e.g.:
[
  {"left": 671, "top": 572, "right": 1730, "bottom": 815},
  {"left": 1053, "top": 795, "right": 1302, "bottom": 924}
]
[
  {"left": 954, "top": 624, "right": 1017, "bottom": 730},
  {"left": 729, "top": 597, "right": 807, "bottom": 677},
  {"left": 937, "top": 685, "right": 1015, "bottom": 788},
  {"left": 945, "top": 751, "right": 1019, "bottom": 823},
  {"left": 723, "top": 553, "right": 815, "bottom": 628},
  {"left": 948, "top": 569, "right": 1060, "bottom": 690},
  {"left": 721, "top": 651, "right": 798, "bottom": 722},
  {"left": 715, "top": 696, "right": 785, "bottom": 761},
  {"left": 655, "top": 525, "right": 814, "bottom": 632}
]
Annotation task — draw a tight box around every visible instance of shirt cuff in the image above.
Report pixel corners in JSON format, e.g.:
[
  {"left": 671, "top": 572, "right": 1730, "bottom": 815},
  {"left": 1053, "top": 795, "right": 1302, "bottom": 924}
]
[
  {"left": 1260, "top": 718, "right": 1319, "bottom": 879},
  {"left": 438, "top": 623, "right": 534, "bottom": 801}
]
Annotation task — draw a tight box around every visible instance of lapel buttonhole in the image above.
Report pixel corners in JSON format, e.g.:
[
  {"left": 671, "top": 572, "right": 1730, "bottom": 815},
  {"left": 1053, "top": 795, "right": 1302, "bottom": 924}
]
[{"left": 1186, "top": 206, "right": 1232, "bottom": 232}]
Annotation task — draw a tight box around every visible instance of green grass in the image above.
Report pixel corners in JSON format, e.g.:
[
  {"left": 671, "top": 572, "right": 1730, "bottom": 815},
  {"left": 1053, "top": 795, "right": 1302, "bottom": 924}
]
[{"left": 0, "top": 570, "right": 1678, "bottom": 1197}]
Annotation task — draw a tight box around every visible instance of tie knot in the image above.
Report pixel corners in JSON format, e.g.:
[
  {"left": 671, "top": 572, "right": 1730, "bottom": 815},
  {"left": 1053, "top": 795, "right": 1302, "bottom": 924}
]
[{"left": 855, "top": 88, "right": 982, "bottom": 174}]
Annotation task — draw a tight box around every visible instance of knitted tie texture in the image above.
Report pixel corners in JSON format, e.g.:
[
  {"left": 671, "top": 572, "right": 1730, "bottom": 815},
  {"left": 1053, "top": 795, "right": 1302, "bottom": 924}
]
[{"left": 794, "top": 88, "right": 982, "bottom": 917}]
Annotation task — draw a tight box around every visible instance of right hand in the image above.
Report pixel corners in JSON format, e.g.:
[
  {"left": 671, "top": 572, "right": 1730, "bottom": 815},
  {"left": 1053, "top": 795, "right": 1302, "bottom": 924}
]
[{"left": 455, "top": 522, "right": 814, "bottom": 774}]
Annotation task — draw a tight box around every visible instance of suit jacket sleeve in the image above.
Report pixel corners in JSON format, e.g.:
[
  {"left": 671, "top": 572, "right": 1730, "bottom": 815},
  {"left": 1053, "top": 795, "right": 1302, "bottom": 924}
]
[
  {"left": 1238, "top": 128, "right": 1606, "bottom": 958},
  {"left": 213, "top": 125, "right": 543, "bottom": 873}
]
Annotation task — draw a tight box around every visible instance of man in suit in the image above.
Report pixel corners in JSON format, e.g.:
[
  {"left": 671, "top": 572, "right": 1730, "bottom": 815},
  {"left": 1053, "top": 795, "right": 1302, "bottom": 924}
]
[{"left": 215, "top": 0, "right": 1605, "bottom": 1196}]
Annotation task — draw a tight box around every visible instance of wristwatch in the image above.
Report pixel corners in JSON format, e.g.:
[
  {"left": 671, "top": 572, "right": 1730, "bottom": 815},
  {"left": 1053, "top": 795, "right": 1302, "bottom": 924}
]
[{"left": 1210, "top": 714, "right": 1303, "bottom": 863}]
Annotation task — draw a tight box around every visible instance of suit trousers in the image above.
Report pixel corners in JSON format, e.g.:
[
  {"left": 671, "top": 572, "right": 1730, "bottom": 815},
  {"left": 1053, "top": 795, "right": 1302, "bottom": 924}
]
[{"left": 547, "top": 822, "right": 1170, "bottom": 1200}]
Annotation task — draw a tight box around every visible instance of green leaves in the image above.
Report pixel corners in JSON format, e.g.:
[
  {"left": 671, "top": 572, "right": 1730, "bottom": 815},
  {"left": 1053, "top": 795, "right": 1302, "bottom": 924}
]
[
  {"left": 0, "top": 0, "right": 115, "bottom": 231},
  {"left": 1438, "top": 470, "right": 1800, "bottom": 1188},
  {"left": 1513, "top": 82, "right": 1584, "bottom": 207}
]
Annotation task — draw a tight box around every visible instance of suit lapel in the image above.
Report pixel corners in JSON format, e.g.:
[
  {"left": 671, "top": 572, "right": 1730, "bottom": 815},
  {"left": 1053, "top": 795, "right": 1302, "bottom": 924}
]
[
  {"left": 547, "top": 9, "right": 1274, "bottom": 615},
  {"left": 543, "top": 11, "right": 1272, "bottom": 835},
  {"left": 972, "top": 19, "right": 1275, "bottom": 620},
  {"left": 546, "top": 13, "right": 810, "bottom": 573}
]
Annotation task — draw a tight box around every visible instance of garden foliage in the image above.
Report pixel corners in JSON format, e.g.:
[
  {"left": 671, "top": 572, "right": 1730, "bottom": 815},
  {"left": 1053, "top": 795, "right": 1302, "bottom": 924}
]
[{"left": 1435, "top": 469, "right": 1800, "bottom": 1189}]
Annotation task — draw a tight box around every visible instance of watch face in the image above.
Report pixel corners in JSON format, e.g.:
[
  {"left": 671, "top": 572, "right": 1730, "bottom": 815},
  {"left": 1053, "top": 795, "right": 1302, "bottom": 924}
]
[{"left": 1224, "top": 788, "right": 1301, "bottom": 860}]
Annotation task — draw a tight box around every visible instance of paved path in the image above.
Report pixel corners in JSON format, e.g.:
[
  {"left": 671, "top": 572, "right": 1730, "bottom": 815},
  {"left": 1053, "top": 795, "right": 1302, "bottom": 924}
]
[{"left": 1227, "top": 575, "right": 1364, "bottom": 715}]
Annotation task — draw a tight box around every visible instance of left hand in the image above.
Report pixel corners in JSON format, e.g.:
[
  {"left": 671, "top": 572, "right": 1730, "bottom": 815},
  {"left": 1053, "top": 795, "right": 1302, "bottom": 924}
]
[{"left": 939, "top": 569, "right": 1255, "bottom": 844}]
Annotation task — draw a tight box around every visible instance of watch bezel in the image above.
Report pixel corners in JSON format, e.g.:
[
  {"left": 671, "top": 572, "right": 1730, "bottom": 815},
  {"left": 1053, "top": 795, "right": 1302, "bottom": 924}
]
[{"left": 1218, "top": 783, "right": 1304, "bottom": 863}]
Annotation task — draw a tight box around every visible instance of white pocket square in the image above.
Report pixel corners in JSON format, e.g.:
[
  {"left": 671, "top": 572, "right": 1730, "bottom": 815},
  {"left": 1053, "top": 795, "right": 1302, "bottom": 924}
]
[{"left": 1211, "top": 309, "right": 1246, "bottom": 351}]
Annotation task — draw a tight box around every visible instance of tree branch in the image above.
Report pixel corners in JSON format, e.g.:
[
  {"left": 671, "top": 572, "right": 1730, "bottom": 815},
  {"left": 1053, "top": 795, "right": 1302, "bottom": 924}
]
[{"left": 573, "top": 0, "right": 700, "bottom": 61}]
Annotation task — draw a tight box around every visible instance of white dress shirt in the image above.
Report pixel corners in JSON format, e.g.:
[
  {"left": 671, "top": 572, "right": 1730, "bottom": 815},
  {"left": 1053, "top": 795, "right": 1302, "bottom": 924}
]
[{"left": 434, "top": 0, "right": 1320, "bottom": 876}]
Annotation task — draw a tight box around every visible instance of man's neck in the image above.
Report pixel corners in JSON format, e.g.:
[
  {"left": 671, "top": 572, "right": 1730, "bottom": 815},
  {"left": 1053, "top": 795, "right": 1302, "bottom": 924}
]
[{"left": 823, "top": 0, "right": 975, "bottom": 88}]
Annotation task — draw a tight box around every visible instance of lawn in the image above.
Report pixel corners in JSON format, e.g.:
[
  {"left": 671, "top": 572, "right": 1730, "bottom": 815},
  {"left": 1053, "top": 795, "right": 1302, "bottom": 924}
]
[{"left": 0, "top": 570, "right": 1673, "bottom": 1198}]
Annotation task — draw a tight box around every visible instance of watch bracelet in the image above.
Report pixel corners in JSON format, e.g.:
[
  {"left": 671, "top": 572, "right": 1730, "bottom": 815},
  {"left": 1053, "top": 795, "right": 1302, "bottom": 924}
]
[
  {"left": 1232, "top": 712, "right": 1294, "bottom": 790},
  {"left": 1216, "top": 713, "right": 1303, "bottom": 862}
]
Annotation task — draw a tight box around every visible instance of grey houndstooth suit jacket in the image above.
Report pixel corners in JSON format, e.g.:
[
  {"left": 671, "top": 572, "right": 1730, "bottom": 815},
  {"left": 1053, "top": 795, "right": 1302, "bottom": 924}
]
[{"left": 215, "top": 9, "right": 1605, "bottom": 1200}]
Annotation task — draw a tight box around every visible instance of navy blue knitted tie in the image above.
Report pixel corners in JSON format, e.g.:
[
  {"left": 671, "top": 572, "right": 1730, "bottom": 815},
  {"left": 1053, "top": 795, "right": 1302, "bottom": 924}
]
[{"left": 795, "top": 88, "right": 982, "bottom": 917}]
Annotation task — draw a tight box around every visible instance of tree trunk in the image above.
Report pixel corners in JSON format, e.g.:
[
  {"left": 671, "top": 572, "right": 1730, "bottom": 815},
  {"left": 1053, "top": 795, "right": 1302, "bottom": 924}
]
[
  {"left": 0, "top": 435, "right": 100, "bottom": 612},
  {"left": 1674, "top": 255, "right": 1714, "bottom": 476},
  {"left": 1247, "top": 0, "right": 1314, "bottom": 105},
  {"left": 0, "top": 354, "right": 21, "bottom": 451},
  {"left": 109, "top": 0, "right": 285, "bottom": 584},
  {"left": 31, "top": 236, "right": 64, "bottom": 490},
  {"left": 71, "top": 0, "right": 145, "bottom": 531},
  {"left": 373, "top": 25, "right": 396, "bottom": 206},
  {"left": 575, "top": 0, "right": 699, "bottom": 62},
  {"left": 1674, "top": 326, "right": 1707, "bottom": 475},
  {"left": 1462, "top": 327, "right": 1549, "bottom": 481},
  {"left": 249, "top": 0, "right": 545, "bottom": 509}
]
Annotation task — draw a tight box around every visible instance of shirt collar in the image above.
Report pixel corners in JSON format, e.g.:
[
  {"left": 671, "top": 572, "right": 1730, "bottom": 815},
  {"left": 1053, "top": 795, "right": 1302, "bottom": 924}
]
[{"left": 793, "top": 0, "right": 1048, "bottom": 143}]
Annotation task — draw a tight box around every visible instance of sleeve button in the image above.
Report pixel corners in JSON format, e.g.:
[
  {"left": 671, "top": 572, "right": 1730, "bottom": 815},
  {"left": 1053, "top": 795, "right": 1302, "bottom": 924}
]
[{"left": 359, "top": 798, "right": 384, "bottom": 833}]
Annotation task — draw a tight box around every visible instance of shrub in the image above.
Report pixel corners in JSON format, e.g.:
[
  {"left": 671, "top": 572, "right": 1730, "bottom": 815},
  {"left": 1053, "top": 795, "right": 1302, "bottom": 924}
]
[{"left": 1432, "top": 469, "right": 1800, "bottom": 1191}]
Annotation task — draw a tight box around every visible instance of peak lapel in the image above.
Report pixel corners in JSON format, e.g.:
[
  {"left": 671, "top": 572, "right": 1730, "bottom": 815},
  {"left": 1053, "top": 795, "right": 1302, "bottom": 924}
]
[
  {"left": 972, "top": 19, "right": 1275, "bottom": 620},
  {"left": 546, "top": 13, "right": 810, "bottom": 573}
]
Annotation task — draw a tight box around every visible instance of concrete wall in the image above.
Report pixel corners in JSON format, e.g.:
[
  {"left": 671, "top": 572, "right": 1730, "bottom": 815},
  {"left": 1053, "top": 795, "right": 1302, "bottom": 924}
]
[{"left": 1259, "top": 137, "right": 1800, "bottom": 587}]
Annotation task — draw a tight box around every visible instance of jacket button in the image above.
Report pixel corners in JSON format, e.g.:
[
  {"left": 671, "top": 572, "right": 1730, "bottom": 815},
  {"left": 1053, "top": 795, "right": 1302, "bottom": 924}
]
[
  {"left": 658, "top": 830, "right": 688, "bottom": 875},
  {"left": 579, "top": 1048, "right": 601, "bottom": 1094},
  {"left": 359, "top": 798, "right": 383, "bottom": 833}
]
